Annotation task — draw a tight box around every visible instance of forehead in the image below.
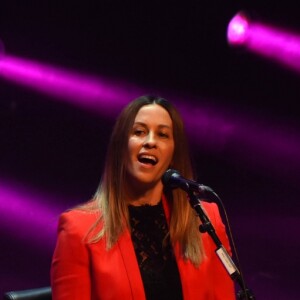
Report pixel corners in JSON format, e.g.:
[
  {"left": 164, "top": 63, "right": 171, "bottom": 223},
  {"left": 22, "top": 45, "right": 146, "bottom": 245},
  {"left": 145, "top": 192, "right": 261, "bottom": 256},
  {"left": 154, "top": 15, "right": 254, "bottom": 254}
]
[{"left": 134, "top": 104, "right": 173, "bottom": 126}]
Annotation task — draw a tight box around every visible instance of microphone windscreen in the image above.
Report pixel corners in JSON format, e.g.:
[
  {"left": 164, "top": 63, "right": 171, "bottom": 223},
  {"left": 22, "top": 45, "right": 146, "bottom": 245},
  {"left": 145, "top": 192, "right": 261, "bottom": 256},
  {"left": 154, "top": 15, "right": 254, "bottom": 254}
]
[{"left": 162, "top": 169, "right": 180, "bottom": 188}]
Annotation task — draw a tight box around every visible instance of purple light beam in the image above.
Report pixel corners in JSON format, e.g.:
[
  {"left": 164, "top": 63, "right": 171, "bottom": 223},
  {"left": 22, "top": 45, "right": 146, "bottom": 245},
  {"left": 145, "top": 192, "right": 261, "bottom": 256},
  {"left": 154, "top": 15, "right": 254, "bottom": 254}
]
[
  {"left": 0, "top": 52, "right": 299, "bottom": 187},
  {"left": 0, "top": 179, "right": 67, "bottom": 250},
  {"left": 177, "top": 101, "right": 300, "bottom": 187},
  {"left": 227, "top": 12, "right": 300, "bottom": 74},
  {"left": 0, "top": 55, "right": 144, "bottom": 116}
]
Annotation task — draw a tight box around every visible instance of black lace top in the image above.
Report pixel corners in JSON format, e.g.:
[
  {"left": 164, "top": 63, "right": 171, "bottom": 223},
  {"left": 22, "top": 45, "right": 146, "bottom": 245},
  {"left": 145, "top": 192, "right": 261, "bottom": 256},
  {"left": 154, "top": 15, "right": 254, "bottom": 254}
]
[{"left": 128, "top": 201, "right": 183, "bottom": 300}]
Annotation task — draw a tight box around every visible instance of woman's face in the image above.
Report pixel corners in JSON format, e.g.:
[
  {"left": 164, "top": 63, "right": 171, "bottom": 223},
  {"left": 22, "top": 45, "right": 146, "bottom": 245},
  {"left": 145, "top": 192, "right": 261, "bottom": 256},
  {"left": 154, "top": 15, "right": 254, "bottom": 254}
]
[{"left": 126, "top": 104, "right": 174, "bottom": 188}]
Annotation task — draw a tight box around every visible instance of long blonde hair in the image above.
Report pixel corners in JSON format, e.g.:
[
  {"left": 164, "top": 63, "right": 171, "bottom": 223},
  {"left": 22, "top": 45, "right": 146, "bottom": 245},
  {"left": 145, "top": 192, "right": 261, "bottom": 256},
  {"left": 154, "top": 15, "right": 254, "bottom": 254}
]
[{"left": 86, "top": 95, "right": 204, "bottom": 266}]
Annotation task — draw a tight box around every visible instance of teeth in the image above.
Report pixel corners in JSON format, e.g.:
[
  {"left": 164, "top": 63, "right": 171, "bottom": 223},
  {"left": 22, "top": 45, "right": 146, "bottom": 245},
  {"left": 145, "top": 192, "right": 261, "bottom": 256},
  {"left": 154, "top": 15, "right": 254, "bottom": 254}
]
[
  {"left": 138, "top": 154, "right": 157, "bottom": 165},
  {"left": 140, "top": 155, "right": 157, "bottom": 162}
]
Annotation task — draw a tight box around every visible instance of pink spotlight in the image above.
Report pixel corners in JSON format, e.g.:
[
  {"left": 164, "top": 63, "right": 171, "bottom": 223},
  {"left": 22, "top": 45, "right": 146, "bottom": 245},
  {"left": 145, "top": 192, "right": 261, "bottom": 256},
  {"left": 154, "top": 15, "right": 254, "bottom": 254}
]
[
  {"left": 0, "top": 54, "right": 143, "bottom": 115},
  {"left": 0, "top": 179, "right": 67, "bottom": 250},
  {"left": 0, "top": 46, "right": 298, "bottom": 188},
  {"left": 227, "top": 12, "right": 250, "bottom": 46},
  {"left": 228, "top": 11, "right": 300, "bottom": 74}
]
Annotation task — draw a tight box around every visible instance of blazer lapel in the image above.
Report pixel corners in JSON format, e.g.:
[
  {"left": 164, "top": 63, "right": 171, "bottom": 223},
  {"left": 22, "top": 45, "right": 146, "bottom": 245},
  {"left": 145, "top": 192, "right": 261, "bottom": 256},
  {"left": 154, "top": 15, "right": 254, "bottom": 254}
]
[{"left": 117, "top": 229, "right": 146, "bottom": 300}]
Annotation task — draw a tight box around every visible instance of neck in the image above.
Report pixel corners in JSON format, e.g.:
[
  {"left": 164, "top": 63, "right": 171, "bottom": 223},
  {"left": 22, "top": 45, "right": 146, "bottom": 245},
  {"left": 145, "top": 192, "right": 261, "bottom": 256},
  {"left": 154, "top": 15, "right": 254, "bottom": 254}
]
[{"left": 125, "top": 181, "right": 163, "bottom": 206}]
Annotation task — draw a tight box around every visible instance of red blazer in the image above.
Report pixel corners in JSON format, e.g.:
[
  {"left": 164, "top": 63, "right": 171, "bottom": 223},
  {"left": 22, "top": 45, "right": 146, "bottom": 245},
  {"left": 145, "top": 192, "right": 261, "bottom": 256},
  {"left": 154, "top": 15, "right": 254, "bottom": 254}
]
[{"left": 51, "top": 198, "right": 235, "bottom": 299}]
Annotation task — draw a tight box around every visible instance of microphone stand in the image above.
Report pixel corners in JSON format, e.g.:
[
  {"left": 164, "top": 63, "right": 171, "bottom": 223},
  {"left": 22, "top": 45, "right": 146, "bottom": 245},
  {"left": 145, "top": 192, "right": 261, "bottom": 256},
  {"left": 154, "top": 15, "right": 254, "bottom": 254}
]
[{"left": 187, "top": 191, "right": 255, "bottom": 300}]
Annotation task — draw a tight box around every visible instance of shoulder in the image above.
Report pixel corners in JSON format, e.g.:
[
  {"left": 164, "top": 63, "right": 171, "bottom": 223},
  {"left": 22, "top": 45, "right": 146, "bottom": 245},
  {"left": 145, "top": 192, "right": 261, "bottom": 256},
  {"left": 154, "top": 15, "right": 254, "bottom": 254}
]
[
  {"left": 200, "top": 201, "right": 219, "bottom": 217},
  {"left": 57, "top": 205, "right": 101, "bottom": 239},
  {"left": 200, "top": 201, "right": 232, "bottom": 252},
  {"left": 200, "top": 201, "right": 224, "bottom": 229}
]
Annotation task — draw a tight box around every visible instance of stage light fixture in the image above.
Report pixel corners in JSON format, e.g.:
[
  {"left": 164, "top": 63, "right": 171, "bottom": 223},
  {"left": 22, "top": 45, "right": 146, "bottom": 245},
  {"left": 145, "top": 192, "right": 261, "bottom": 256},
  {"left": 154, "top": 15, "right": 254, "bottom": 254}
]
[
  {"left": 227, "top": 11, "right": 300, "bottom": 74},
  {"left": 227, "top": 12, "right": 249, "bottom": 46}
]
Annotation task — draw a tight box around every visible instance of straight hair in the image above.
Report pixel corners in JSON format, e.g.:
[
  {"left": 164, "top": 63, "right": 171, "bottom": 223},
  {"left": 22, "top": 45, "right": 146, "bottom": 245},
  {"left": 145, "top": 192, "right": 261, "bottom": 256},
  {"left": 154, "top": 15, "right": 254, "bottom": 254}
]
[{"left": 83, "top": 95, "right": 204, "bottom": 266}]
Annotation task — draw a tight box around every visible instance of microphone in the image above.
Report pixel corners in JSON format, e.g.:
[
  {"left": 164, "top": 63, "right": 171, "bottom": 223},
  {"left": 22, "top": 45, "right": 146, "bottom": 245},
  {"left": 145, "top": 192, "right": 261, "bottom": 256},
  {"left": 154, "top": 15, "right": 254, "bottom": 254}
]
[{"left": 162, "top": 169, "right": 214, "bottom": 195}]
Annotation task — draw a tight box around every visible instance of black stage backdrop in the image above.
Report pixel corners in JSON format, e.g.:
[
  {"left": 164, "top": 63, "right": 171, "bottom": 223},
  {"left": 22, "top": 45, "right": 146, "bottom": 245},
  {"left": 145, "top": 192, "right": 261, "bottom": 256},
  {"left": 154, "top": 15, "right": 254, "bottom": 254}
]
[{"left": 1, "top": 1, "right": 299, "bottom": 299}]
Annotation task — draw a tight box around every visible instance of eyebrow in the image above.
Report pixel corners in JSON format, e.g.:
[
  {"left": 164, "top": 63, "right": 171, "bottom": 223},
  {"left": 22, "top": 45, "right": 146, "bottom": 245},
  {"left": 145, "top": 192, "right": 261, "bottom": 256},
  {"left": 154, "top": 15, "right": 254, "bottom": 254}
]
[{"left": 133, "top": 122, "right": 172, "bottom": 129}]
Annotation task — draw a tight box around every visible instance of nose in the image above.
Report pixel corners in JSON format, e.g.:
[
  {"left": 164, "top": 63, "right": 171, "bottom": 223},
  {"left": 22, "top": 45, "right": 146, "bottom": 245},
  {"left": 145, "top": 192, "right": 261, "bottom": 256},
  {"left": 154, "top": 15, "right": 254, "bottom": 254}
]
[{"left": 144, "top": 132, "right": 157, "bottom": 148}]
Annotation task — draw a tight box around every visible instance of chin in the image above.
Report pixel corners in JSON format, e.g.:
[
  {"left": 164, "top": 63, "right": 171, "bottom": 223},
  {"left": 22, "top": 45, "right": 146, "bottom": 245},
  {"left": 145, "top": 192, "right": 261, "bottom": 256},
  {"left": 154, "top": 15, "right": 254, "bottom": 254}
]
[{"left": 128, "top": 174, "right": 160, "bottom": 187}]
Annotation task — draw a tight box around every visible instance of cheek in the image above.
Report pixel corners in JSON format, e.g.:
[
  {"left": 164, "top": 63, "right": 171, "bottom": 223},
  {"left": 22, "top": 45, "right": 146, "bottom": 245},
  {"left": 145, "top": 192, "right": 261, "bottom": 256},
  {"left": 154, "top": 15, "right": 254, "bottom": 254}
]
[
  {"left": 128, "top": 137, "right": 134, "bottom": 149},
  {"left": 164, "top": 144, "right": 175, "bottom": 165},
  {"left": 127, "top": 137, "right": 140, "bottom": 156},
  {"left": 127, "top": 141, "right": 133, "bottom": 155},
  {"left": 169, "top": 149, "right": 175, "bottom": 164}
]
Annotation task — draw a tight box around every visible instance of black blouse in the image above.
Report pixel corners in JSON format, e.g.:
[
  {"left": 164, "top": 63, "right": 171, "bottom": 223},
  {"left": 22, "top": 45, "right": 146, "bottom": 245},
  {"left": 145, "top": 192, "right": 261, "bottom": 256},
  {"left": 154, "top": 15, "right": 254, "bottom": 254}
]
[{"left": 128, "top": 201, "right": 183, "bottom": 300}]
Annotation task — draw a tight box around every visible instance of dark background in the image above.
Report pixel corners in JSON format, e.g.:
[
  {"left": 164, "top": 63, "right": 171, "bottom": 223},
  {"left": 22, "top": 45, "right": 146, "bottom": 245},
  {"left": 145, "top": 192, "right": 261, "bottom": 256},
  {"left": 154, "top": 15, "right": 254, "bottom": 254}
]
[{"left": 1, "top": 1, "right": 299, "bottom": 299}]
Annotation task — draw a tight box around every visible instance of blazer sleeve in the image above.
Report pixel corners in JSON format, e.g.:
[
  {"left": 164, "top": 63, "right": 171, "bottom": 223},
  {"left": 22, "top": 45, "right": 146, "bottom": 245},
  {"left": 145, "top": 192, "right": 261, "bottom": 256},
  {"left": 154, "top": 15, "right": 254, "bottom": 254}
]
[
  {"left": 205, "top": 202, "right": 236, "bottom": 299},
  {"left": 51, "top": 211, "right": 92, "bottom": 300}
]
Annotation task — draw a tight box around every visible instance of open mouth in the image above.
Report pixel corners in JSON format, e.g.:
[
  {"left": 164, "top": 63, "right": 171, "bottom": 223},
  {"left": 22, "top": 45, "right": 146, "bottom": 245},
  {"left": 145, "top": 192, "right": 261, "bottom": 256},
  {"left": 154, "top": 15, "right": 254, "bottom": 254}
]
[{"left": 138, "top": 154, "right": 158, "bottom": 166}]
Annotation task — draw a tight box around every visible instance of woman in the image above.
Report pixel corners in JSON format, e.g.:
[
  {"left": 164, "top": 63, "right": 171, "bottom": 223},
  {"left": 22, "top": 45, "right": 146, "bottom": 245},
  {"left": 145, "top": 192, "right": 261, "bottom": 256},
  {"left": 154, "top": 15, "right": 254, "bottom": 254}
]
[{"left": 51, "top": 95, "right": 235, "bottom": 299}]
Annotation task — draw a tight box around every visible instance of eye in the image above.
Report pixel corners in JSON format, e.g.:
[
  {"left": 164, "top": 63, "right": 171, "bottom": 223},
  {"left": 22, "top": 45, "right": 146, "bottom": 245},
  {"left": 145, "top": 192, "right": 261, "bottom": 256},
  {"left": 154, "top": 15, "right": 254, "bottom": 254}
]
[
  {"left": 159, "top": 132, "right": 169, "bottom": 138},
  {"left": 133, "top": 129, "right": 146, "bottom": 136}
]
